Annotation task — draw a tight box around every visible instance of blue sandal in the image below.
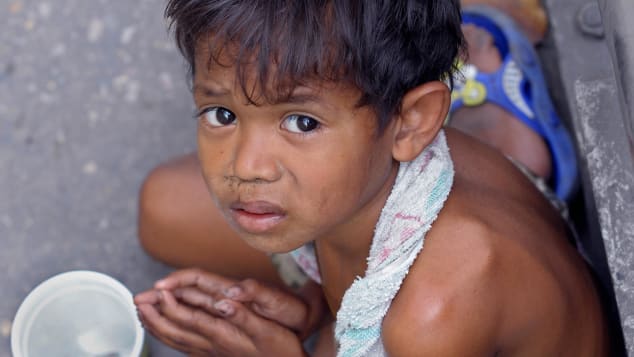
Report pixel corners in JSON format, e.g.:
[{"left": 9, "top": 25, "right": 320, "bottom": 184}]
[{"left": 451, "top": 5, "right": 578, "bottom": 201}]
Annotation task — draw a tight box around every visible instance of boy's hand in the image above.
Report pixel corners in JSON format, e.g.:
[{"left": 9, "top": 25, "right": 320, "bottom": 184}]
[
  {"left": 141, "top": 269, "right": 314, "bottom": 333},
  {"left": 134, "top": 269, "right": 318, "bottom": 356},
  {"left": 136, "top": 289, "right": 307, "bottom": 356}
]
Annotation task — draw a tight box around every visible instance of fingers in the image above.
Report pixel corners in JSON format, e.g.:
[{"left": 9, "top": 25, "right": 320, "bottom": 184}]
[
  {"left": 157, "top": 290, "right": 257, "bottom": 354},
  {"left": 214, "top": 299, "right": 268, "bottom": 339},
  {"left": 216, "top": 299, "right": 307, "bottom": 356},
  {"left": 216, "top": 298, "right": 291, "bottom": 342},
  {"left": 224, "top": 279, "right": 309, "bottom": 333},
  {"left": 134, "top": 289, "right": 161, "bottom": 305},
  {"left": 160, "top": 289, "right": 224, "bottom": 329},
  {"left": 139, "top": 287, "right": 307, "bottom": 357},
  {"left": 137, "top": 301, "right": 214, "bottom": 355},
  {"left": 154, "top": 268, "right": 236, "bottom": 296},
  {"left": 173, "top": 287, "right": 218, "bottom": 313}
]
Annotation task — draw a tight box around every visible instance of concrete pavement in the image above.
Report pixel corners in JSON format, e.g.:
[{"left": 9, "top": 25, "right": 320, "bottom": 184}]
[{"left": 1, "top": 0, "right": 193, "bottom": 355}]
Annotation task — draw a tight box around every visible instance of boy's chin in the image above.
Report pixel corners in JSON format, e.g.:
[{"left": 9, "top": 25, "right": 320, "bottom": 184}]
[{"left": 237, "top": 232, "right": 308, "bottom": 254}]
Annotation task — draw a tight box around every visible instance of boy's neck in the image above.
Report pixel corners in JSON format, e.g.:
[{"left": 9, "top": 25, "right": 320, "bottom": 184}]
[{"left": 314, "top": 161, "right": 400, "bottom": 312}]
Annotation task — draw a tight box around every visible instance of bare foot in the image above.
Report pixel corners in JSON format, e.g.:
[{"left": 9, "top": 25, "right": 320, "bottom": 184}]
[
  {"left": 460, "top": 0, "right": 548, "bottom": 43},
  {"left": 450, "top": 24, "right": 552, "bottom": 179}
]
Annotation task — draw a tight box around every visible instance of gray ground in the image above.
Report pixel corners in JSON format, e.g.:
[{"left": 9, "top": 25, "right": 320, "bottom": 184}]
[{"left": 1, "top": 0, "right": 193, "bottom": 355}]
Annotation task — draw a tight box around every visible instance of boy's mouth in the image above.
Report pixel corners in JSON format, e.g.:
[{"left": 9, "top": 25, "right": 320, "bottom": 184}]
[{"left": 229, "top": 201, "right": 286, "bottom": 234}]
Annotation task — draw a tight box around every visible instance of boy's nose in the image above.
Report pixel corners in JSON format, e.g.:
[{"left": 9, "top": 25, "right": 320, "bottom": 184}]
[{"left": 232, "top": 129, "right": 282, "bottom": 183}]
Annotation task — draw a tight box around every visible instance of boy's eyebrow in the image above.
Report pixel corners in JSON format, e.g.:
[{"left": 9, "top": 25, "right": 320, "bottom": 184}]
[
  {"left": 193, "top": 83, "right": 335, "bottom": 110},
  {"left": 280, "top": 91, "right": 337, "bottom": 112},
  {"left": 193, "top": 83, "right": 230, "bottom": 98}
]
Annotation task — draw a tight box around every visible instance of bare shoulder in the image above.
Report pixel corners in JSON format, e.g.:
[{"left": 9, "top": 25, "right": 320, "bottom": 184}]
[{"left": 382, "top": 211, "right": 505, "bottom": 356}]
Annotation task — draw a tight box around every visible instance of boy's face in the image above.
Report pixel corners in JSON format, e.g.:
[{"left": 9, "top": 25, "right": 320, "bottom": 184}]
[{"left": 193, "top": 44, "right": 399, "bottom": 253}]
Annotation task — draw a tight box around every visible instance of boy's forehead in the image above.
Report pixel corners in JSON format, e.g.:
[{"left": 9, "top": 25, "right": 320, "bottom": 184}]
[
  {"left": 193, "top": 72, "right": 358, "bottom": 110},
  {"left": 193, "top": 38, "right": 359, "bottom": 106}
]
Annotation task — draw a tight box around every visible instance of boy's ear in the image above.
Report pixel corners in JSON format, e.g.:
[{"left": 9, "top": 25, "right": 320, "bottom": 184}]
[{"left": 391, "top": 81, "right": 450, "bottom": 162}]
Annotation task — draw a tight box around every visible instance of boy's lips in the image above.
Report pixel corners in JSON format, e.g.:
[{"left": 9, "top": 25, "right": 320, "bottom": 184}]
[{"left": 229, "top": 201, "right": 286, "bottom": 233}]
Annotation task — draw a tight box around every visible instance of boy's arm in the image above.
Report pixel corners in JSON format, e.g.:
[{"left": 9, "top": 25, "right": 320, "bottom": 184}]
[{"left": 382, "top": 292, "right": 501, "bottom": 357}]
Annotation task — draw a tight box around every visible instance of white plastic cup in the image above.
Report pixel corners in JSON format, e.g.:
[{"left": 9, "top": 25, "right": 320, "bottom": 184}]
[{"left": 11, "top": 270, "right": 146, "bottom": 357}]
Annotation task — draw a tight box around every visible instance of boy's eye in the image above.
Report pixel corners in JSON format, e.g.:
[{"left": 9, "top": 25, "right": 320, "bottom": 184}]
[
  {"left": 282, "top": 115, "right": 320, "bottom": 134},
  {"left": 200, "top": 107, "right": 236, "bottom": 127}
]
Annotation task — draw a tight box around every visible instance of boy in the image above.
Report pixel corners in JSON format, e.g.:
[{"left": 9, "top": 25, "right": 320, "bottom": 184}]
[{"left": 135, "top": 0, "right": 608, "bottom": 355}]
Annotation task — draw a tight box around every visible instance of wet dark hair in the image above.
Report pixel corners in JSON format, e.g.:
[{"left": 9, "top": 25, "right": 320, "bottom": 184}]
[{"left": 165, "top": 0, "right": 465, "bottom": 130}]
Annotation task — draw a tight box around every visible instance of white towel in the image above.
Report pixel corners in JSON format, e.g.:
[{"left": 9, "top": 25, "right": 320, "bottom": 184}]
[{"left": 291, "top": 131, "right": 454, "bottom": 357}]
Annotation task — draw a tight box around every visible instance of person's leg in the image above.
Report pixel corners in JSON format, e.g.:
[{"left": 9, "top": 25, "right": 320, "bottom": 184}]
[
  {"left": 449, "top": 24, "right": 552, "bottom": 179},
  {"left": 138, "top": 153, "right": 284, "bottom": 286}
]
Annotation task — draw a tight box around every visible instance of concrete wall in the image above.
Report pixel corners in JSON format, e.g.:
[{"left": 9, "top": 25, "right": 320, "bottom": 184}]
[
  {"left": 599, "top": 0, "right": 634, "bottom": 353},
  {"left": 545, "top": 0, "right": 634, "bottom": 354},
  {"left": 600, "top": 0, "right": 634, "bottom": 136}
]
